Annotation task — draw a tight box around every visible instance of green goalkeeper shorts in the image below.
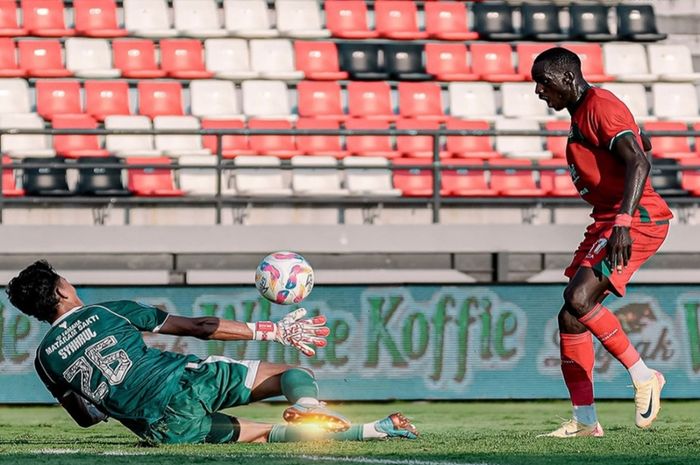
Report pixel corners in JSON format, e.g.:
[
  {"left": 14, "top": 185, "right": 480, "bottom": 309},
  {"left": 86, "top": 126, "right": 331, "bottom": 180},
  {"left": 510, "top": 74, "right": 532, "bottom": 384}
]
[{"left": 144, "top": 356, "right": 260, "bottom": 444}]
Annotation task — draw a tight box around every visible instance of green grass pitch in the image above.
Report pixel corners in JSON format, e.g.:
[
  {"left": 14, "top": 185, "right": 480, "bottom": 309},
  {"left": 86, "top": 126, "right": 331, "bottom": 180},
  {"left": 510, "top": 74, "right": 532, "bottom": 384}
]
[{"left": 1, "top": 401, "right": 700, "bottom": 465}]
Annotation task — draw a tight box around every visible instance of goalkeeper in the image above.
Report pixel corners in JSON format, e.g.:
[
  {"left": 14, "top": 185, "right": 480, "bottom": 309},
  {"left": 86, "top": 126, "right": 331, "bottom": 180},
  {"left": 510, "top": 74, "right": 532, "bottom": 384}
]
[{"left": 7, "top": 261, "right": 418, "bottom": 444}]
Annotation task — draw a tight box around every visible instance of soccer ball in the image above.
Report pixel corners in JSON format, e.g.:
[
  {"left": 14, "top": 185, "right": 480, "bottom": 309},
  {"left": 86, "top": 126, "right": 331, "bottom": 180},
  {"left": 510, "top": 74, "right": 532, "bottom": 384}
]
[{"left": 255, "top": 252, "right": 314, "bottom": 305}]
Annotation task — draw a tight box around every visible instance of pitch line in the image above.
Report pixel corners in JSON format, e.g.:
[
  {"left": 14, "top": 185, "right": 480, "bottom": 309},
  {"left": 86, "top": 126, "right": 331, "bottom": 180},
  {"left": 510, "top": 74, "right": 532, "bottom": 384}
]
[{"left": 235, "top": 453, "right": 489, "bottom": 465}]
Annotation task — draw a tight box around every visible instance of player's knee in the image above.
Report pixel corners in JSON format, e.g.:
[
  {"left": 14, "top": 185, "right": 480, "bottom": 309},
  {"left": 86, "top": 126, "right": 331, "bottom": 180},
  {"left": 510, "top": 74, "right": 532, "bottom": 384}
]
[{"left": 563, "top": 285, "right": 595, "bottom": 318}]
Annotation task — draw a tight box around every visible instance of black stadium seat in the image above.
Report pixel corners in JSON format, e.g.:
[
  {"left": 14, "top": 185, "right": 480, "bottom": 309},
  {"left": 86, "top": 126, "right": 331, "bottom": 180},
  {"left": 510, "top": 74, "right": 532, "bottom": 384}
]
[
  {"left": 521, "top": 2, "right": 569, "bottom": 41},
  {"left": 569, "top": 3, "right": 616, "bottom": 42},
  {"left": 337, "top": 43, "right": 388, "bottom": 81},
  {"left": 617, "top": 4, "right": 667, "bottom": 42},
  {"left": 22, "top": 157, "right": 71, "bottom": 196},
  {"left": 384, "top": 44, "right": 431, "bottom": 81},
  {"left": 75, "top": 157, "right": 131, "bottom": 196},
  {"left": 472, "top": 2, "right": 522, "bottom": 41}
]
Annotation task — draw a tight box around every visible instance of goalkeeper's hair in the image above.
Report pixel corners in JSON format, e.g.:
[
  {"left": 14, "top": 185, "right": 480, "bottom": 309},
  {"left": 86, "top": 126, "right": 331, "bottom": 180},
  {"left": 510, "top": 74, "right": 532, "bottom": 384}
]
[
  {"left": 6, "top": 260, "right": 61, "bottom": 322},
  {"left": 534, "top": 47, "right": 582, "bottom": 75}
]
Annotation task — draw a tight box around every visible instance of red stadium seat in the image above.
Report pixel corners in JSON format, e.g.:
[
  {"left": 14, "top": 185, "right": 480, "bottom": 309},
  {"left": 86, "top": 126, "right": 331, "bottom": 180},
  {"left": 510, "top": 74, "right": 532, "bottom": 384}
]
[
  {"left": 375, "top": 1, "right": 428, "bottom": 40},
  {"left": 18, "top": 39, "right": 72, "bottom": 77},
  {"left": 442, "top": 159, "right": 495, "bottom": 196},
  {"left": 392, "top": 158, "right": 433, "bottom": 196},
  {"left": 645, "top": 121, "right": 695, "bottom": 160},
  {"left": 248, "top": 119, "right": 302, "bottom": 159},
  {"left": 396, "top": 119, "right": 448, "bottom": 159},
  {"left": 424, "top": 2, "right": 478, "bottom": 41},
  {"left": 398, "top": 82, "right": 447, "bottom": 121},
  {"left": 425, "top": 43, "right": 479, "bottom": 81},
  {"left": 201, "top": 119, "right": 255, "bottom": 158},
  {"left": 137, "top": 81, "right": 184, "bottom": 118},
  {"left": 471, "top": 43, "right": 525, "bottom": 82},
  {"left": 679, "top": 159, "right": 700, "bottom": 195},
  {"left": 297, "top": 81, "right": 348, "bottom": 122},
  {"left": 325, "top": 0, "right": 378, "bottom": 39},
  {"left": 84, "top": 80, "right": 130, "bottom": 121},
  {"left": 347, "top": 81, "right": 398, "bottom": 123},
  {"left": 562, "top": 44, "right": 614, "bottom": 83},
  {"left": 296, "top": 118, "right": 349, "bottom": 159},
  {"left": 2, "top": 156, "right": 24, "bottom": 196},
  {"left": 74, "top": 0, "right": 128, "bottom": 37},
  {"left": 0, "top": 38, "right": 25, "bottom": 77},
  {"left": 446, "top": 119, "right": 499, "bottom": 159},
  {"left": 517, "top": 43, "right": 555, "bottom": 80},
  {"left": 294, "top": 41, "right": 348, "bottom": 81},
  {"left": 490, "top": 159, "right": 545, "bottom": 196},
  {"left": 538, "top": 159, "right": 578, "bottom": 197},
  {"left": 0, "top": 0, "right": 27, "bottom": 36},
  {"left": 113, "top": 39, "right": 166, "bottom": 78},
  {"left": 545, "top": 120, "right": 570, "bottom": 159},
  {"left": 126, "top": 157, "right": 184, "bottom": 197},
  {"left": 160, "top": 39, "right": 213, "bottom": 80},
  {"left": 36, "top": 79, "right": 82, "bottom": 120},
  {"left": 345, "top": 119, "right": 400, "bottom": 159},
  {"left": 52, "top": 114, "right": 109, "bottom": 158},
  {"left": 21, "top": 0, "right": 75, "bottom": 36}
]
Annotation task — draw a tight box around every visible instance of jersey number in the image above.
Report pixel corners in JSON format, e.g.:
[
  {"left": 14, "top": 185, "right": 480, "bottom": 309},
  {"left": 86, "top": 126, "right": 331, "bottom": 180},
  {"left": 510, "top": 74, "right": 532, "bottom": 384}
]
[{"left": 62, "top": 336, "right": 133, "bottom": 402}]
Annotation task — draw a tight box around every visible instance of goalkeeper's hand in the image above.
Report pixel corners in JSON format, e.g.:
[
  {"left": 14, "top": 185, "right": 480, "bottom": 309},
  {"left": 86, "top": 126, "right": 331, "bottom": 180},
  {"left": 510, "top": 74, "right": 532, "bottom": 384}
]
[{"left": 248, "top": 308, "right": 330, "bottom": 356}]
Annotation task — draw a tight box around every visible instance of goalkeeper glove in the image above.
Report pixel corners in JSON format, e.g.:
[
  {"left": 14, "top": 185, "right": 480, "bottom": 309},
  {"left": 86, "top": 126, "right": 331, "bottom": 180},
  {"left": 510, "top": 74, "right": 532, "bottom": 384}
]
[{"left": 247, "top": 308, "right": 329, "bottom": 356}]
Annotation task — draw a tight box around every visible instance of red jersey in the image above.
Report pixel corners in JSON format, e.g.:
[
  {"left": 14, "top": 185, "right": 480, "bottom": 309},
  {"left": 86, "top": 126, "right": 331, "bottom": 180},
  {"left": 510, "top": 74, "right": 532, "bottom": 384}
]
[{"left": 566, "top": 87, "right": 672, "bottom": 223}]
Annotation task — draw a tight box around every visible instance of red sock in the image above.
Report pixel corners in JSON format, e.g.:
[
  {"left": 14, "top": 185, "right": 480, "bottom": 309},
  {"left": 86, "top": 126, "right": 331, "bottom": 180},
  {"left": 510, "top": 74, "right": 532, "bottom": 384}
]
[
  {"left": 578, "top": 303, "right": 640, "bottom": 369},
  {"left": 560, "top": 332, "right": 595, "bottom": 406}
]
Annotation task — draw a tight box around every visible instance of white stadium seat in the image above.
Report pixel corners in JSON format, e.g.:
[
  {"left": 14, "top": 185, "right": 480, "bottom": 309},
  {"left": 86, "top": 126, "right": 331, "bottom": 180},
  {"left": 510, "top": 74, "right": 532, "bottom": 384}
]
[
  {"left": 204, "top": 39, "right": 259, "bottom": 80},
  {"left": 448, "top": 83, "right": 498, "bottom": 121},
  {"left": 224, "top": 0, "right": 279, "bottom": 38},
  {"left": 233, "top": 155, "right": 292, "bottom": 196},
  {"left": 652, "top": 83, "right": 700, "bottom": 122},
  {"left": 0, "top": 114, "right": 55, "bottom": 158},
  {"left": 501, "top": 82, "right": 557, "bottom": 121},
  {"left": 124, "top": 0, "right": 178, "bottom": 38},
  {"left": 601, "top": 83, "right": 654, "bottom": 122},
  {"left": 105, "top": 115, "right": 162, "bottom": 157},
  {"left": 173, "top": 0, "right": 228, "bottom": 38},
  {"left": 343, "top": 156, "right": 401, "bottom": 197},
  {"left": 495, "top": 119, "right": 552, "bottom": 160},
  {"left": 154, "top": 116, "right": 212, "bottom": 158},
  {"left": 647, "top": 45, "right": 700, "bottom": 82},
  {"left": 291, "top": 156, "right": 349, "bottom": 196},
  {"left": 603, "top": 43, "right": 657, "bottom": 83},
  {"left": 275, "top": 0, "right": 331, "bottom": 39},
  {"left": 178, "top": 155, "right": 235, "bottom": 195},
  {"left": 190, "top": 80, "right": 244, "bottom": 120},
  {"left": 65, "top": 38, "right": 120, "bottom": 78},
  {"left": 249, "top": 39, "right": 304, "bottom": 80},
  {"left": 241, "top": 80, "right": 294, "bottom": 120},
  {"left": 0, "top": 79, "right": 31, "bottom": 114}
]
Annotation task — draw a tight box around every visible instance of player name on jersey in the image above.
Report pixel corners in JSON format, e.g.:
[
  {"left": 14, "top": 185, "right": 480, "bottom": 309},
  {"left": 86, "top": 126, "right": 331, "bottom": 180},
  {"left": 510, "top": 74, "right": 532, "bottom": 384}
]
[{"left": 44, "top": 315, "right": 100, "bottom": 359}]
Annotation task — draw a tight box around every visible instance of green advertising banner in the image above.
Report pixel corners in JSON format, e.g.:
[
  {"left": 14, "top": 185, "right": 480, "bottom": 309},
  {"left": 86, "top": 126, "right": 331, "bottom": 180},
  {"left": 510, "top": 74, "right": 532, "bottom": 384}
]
[{"left": 1, "top": 284, "right": 699, "bottom": 402}]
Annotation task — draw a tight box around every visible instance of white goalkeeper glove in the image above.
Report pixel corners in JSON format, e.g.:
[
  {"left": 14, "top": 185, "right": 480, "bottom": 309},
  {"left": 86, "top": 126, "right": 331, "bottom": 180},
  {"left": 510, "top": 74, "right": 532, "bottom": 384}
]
[{"left": 247, "top": 308, "right": 329, "bottom": 356}]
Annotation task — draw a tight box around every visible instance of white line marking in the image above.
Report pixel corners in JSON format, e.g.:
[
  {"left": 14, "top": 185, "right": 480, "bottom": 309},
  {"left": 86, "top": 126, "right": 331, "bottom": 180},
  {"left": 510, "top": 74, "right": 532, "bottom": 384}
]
[
  {"left": 36, "top": 449, "right": 81, "bottom": 455},
  {"left": 234, "top": 454, "right": 489, "bottom": 465}
]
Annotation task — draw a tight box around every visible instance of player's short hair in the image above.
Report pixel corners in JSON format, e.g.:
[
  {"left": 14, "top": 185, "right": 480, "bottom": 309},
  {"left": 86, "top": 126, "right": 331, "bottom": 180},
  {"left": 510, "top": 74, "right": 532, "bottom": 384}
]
[
  {"left": 534, "top": 47, "right": 582, "bottom": 75},
  {"left": 6, "top": 260, "right": 61, "bottom": 322}
]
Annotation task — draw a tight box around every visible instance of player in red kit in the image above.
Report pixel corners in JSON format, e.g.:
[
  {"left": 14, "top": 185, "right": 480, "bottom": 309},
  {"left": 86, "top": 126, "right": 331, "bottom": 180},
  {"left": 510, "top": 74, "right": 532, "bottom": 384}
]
[{"left": 531, "top": 48, "right": 672, "bottom": 437}]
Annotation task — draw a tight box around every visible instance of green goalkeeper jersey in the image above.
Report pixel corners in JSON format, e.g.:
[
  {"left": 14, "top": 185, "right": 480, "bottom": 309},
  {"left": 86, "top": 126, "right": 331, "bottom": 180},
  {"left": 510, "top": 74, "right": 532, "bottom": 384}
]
[{"left": 34, "top": 301, "right": 192, "bottom": 424}]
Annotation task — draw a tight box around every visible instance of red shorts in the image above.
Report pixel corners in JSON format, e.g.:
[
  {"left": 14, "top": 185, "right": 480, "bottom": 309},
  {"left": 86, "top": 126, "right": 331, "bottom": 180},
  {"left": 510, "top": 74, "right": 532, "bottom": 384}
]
[{"left": 565, "top": 221, "right": 670, "bottom": 297}]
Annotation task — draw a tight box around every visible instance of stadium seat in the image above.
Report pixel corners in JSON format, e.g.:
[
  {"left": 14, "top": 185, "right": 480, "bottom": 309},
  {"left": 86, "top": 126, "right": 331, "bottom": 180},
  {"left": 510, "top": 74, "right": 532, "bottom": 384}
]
[
  {"left": 544, "top": 120, "right": 570, "bottom": 159},
  {"left": 396, "top": 119, "right": 447, "bottom": 159},
  {"left": 0, "top": 0, "right": 27, "bottom": 36},
  {"left": 190, "top": 80, "right": 244, "bottom": 120},
  {"left": 648, "top": 45, "right": 700, "bottom": 82},
  {"left": 2, "top": 156, "right": 24, "bottom": 197},
  {"left": 233, "top": 155, "right": 292, "bottom": 196},
  {"left": 73, "top": 0, "right": 128, "bottom": 37},
  {"left": 0, "top": 78, "right": 31, "bottom": 114},
  {"left": 472, "top": 2, "right": 521, "bottom": 41},
  {"left": 177, "top": 155, "right": 220, "bottom": 196},
  {"left": 250, "top": 39, "right": 304, "bottom": 80},
  {"left": 679, "top": 158, "right": 700, "bottom": 195},
  {"left": 425, "top": 43, "right": 479, "bottom": 82},
  {"left": 392, "top": 158, "right": 433, "bottom": 197},
  {"left": 338, "top": 43, "right": 388, "bottom": 81},
  {"left": 521, "top": 3, "right": 568, "bottom": 41},
  {"left": 297, "top": 81, "right": 347, "bottom": 122},
  {"left": 75, "top": 156, "right": 130, "bottom": 196},
  {"left": 569, "top": 3, "right": 615, "bottom": 42},
  {"left": 538, "top": 158, "right": 577, "bottom": 197},
  {"left": 36, "top": 79, "right": 82, "bottom": 120},
  {"left": 445, "top": 119, "right": 499, "bottom": 160},
  {"left": 248, "top": 119, "right": 302, "bottom": 158},
  {"left": 0, "top": 113, "right": 55, "bottom": 158},
  {"left": 112, "top": 39, "right": 166, "bottom": 78},
  {"left": 22, "top": 0, "right": 75, "bottom": 36},
  {"left": 495, "top": 119, "right": 552, "bottom": 160},
  {"left": 561, "top": 44, "right": 614, "bottom": 83},
  {"left": 424, "top": 1, "right": 478, "bottom": 41},
  {"left": 173, "top": 0, "right": 227, "bottom": 38},
  {"left": 347, "top": 82, "right": 398, "bottom": 123},
  {"left": 52, "top": 114, "right": 109, "bottom": 158},
  {"left": 448, "top": 83, "right": 498, "bottom": 121},
  {"left": 224, "top": 0, "right": 278, "bottom": 38},
  {"left": 603, "top": 44, "right": 657, "bottom": 82},
  {"left": 123, "top": 0, "right": 177, "bottom": 38},
  {"left": 384, "top": 43, "right": 432, "bottom": 81},
  {"left": 617, "top": 4, "right": 667, "bottom": 42},
  {"left": 204, "top": 39, "right": 258, "bottom": 80},
  {"left": 652, "top": 83, "right": 700, "bottom": 122},
  {"left": 644, "top": 121, "right": 695, "bottom": 159},
  {"left": 105, "top": 115, "right": 161, "bottom": 157},
  {"left": 0, "top": 38, "right": 26, "bottom": 77},
  {"left": 65, "top": 38, "right": 120, "bottom": 78},
  {"left": 441, "top": 159, "right": 495, "bottom": 197},
  {"left": 343, "top": 156, "right": 401, "bottom": 197},
  {"left": 154, "top": 116, "right": 212, "bottom": 158},
  {"left": 276, "top": 0, "right": 331, "bottom": 39},
  {"left": 18, "top": 40, "right": 72, "bottom": 77},
  {"left": 291, "top": 155, "right": 348, "bottom": 196},
  {"left": 471, "top": 43, "right": 526, "bottom": 82},
  {"left": 294, "top": 41, "right": 348, "bottom": 81},
  {"left": 501, "top": 82, "right": 555, "bottom": 121},
  {"left": 516, "top": 43, "right": 556, "bottom": 80},
  {"left": 398, "top": 82, "right": 446, "bottom": 122},
  {"left": 241, "top": 80, "right": 293, "bottom": 120},
  {"left": 650, "top": 158, "right": 685, "bottom": 197},
  {"left": 296, "top": 118, "right": 348, "bottom": 158},
  {"left": 160, "top": 39, "right": 214, "bottom": 79},
  {"left": 137, "top": 81, "right": 184, "bottom": 119},
  {"left": 601, "top": 83, "right": 653, "bottom": 122},
  {"left": 490, "top": 158, "right": 545, "bottom": 196},
  {"left": 22, "top": 157, "right": 71, "bottom": 196},
  {"left": 345, "top": 119, "right": 400, "bottom": 159},
  {"left": 201, "top": 118, "right": 255, "bottom": 158},
  {"left": 126, "top": 157, "right": 184, "bottom": 196},
  {"left": 375, "top": 1, "right": 428, "bottom": 40},
  {"left": 325, "top": 0, "right": 377, "bottom": 39},
  {"left": 84, "top": 80, "right": 130, "bottom": 121}
]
